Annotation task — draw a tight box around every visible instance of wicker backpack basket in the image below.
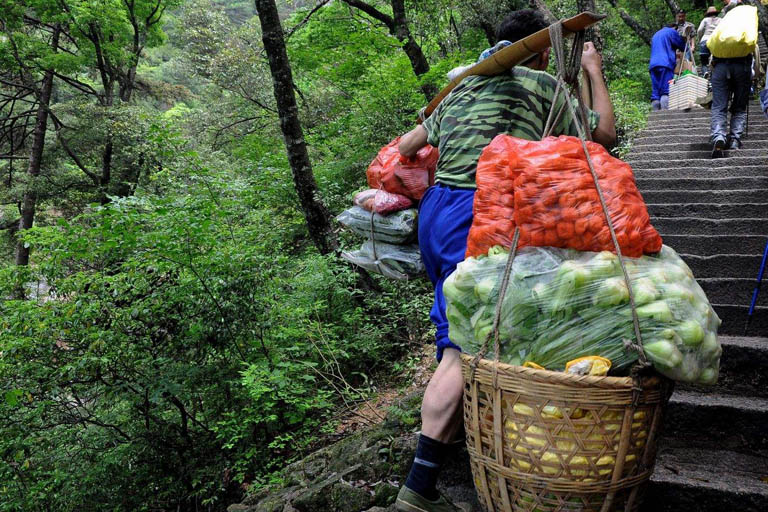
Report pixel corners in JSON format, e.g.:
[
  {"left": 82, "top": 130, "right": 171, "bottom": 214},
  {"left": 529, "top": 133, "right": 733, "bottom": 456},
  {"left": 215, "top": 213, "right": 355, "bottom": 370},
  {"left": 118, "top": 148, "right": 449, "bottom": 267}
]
[{"left": 461, "top": 357, "right": 672, "bottom": 512}]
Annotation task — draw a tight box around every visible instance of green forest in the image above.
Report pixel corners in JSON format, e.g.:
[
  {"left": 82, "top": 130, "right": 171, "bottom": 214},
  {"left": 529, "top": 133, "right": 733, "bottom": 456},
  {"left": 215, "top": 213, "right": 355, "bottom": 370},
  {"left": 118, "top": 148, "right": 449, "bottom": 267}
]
[{"left": 0, "top": 0, "right": 721, "bottom": 510}]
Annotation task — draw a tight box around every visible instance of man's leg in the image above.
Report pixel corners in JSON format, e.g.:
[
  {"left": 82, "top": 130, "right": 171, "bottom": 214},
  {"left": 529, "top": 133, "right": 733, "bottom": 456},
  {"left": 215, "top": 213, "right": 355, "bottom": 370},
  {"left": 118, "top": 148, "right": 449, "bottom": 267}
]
[
  {"left": 728, "top": 59, "right": 752, "bottom": 148},
  {"left": 399, "top": 185, "right": 474, "bottom": 511},
  {"left": 650, "top": 67, "right": 662, "bottom": 110},
  {"left": 660, "top": 95, "right": 669, "bottom": 110},
  {"left": 710, "top": 60, "right": 729, "bottom": 156},
  {"left": 421, "top": 348, "right": 465, "bottom": 442}
]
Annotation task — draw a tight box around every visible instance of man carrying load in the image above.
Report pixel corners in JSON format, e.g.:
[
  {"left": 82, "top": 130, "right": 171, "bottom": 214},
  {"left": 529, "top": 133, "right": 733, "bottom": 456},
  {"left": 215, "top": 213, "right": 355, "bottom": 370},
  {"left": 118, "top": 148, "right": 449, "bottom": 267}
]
[{"left": 394, "top": 9, "right": 617, "bottom": 512}]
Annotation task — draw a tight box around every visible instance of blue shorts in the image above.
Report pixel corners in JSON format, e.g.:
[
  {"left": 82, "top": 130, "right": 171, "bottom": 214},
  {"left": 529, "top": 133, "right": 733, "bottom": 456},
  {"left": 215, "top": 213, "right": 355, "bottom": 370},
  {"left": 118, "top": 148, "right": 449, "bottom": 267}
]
[
  {"left": 650, "top": 66, "right": 674, "bottom": 101},
  {"left": 418, "top": 183, "right": 475, "bottom": 361}
]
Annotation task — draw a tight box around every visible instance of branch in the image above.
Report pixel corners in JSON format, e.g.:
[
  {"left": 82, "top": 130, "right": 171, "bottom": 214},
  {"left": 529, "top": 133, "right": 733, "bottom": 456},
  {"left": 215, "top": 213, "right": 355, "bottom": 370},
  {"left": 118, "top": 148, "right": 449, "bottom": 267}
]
[
  {"left": 662, "top": 0, "right": 680, "bottom": 16},
  {"left": 47, "top": 111, "right": 100, "bottom": 184},
  {"left": 339, "top": 0, "right": 394, "bottom": 31},
  {"left": 606, "top": 0, "right": 652, "bottom": 45},
  {"left": 285, "top": 0, "right": 332, "bottom": 40},
  {"left": 52, "top": 72, "right": 101, "bottom": 98},
  {"left": 0, "top": 217, "right": 20, "bottom": 231}
]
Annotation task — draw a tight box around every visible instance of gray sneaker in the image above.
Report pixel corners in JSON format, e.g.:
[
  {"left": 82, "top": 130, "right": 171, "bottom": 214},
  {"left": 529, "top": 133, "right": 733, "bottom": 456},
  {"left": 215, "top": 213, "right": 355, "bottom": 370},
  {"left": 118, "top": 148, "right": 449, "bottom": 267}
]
[{"left": 395, "top": 486, "right": 462, "bottom": 512}]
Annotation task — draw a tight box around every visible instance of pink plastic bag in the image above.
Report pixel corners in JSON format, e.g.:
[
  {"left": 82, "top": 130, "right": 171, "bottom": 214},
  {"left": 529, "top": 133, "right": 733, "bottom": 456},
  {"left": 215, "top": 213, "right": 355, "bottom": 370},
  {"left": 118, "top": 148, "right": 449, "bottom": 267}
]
[{"left": 353, "top": 189, "right": 413, "bottom": 215}]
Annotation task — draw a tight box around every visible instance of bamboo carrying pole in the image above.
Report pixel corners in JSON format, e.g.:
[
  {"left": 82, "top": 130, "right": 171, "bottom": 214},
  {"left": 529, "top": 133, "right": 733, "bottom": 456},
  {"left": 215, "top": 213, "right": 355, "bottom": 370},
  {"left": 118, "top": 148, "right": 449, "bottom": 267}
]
[{"left": 420, "top": 12, "right": 606, "bottom": 121}]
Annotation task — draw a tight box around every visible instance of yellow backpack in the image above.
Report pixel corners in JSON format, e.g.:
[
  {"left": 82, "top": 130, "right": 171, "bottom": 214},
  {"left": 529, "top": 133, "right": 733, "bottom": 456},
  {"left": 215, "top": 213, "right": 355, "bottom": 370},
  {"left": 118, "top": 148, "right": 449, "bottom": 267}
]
[{"left": 706, "top": 5, "right": 759, "bottom": 58}]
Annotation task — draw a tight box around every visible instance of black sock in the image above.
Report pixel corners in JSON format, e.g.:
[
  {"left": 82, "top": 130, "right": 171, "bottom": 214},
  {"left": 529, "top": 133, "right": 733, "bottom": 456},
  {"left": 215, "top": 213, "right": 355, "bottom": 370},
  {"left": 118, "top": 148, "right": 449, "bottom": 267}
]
[{"left": 404, "top": 434, "right": 450, "bottom": 501}]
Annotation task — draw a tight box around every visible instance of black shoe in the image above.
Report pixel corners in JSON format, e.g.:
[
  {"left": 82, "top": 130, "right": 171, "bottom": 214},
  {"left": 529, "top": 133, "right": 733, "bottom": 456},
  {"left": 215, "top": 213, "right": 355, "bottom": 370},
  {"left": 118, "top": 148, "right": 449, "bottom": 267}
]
[
  {"left": 711, "top": 136, "right": 726, "bottom": 158},
  {"left": 726, "top": 138, "right": 742, "bottom": 150}
]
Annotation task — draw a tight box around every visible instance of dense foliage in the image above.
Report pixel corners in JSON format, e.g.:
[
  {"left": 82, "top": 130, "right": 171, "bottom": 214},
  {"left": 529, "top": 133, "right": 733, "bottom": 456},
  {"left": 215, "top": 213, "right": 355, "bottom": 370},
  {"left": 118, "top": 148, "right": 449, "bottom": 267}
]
[{"left": 0, "top": 0, "right": 708, "bottom": 510}]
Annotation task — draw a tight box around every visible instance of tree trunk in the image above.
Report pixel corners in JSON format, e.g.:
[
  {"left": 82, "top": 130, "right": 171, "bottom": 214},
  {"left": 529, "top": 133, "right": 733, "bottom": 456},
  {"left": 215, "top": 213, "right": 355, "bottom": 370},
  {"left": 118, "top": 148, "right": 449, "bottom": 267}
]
[
  {"left": 15, "top": 26, "right": 60, "bottom": 268},
  {"left": 662, "top": 0, "right": 681, "bottom": 16},
  {"left": 577, "top": 0, "right": 604, "bottom": 51},
  {"left": 391, "top": 0, "right": 438, "bottom": 100},
  {"left": 254, "top": 0, "right": 337, "bottom": 256},
  {"left": 340, "top": 0, "right": 435, "bottom": 101},
  {"left": 100, "top": 139, "right": 113, "bottom": 203},
  {"left": 606, "top": 0, "right": 652, "bottom": 45}
]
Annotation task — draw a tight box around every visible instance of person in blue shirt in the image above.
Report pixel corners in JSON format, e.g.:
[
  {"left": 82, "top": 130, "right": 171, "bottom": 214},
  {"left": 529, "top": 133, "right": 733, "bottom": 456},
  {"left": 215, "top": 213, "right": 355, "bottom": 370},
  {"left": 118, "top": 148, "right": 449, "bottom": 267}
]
[
  {"left": 760, "top": 80, "right": 768, "bottom": 120},
  {"left": 649, "top": 26, "right": 686, "bottom": 110}
]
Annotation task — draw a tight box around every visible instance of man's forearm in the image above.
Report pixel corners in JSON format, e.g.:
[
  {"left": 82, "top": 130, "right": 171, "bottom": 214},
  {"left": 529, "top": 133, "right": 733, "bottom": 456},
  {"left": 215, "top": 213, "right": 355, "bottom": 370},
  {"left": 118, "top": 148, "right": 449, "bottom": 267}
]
[
  {"left": 585, "top": 68, "right": 617, "bottom": 149},
  {"left": 399, "top": 125, "right": 428, "bottom": 157}
]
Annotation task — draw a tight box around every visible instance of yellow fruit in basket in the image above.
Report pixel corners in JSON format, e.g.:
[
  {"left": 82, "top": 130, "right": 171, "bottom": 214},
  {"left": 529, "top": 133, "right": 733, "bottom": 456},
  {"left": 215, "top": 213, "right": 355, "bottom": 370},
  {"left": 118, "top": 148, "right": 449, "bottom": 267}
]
[
  {"left": 570, "top": 408, "right": 585, "bottom": 419},
  {"left": 597, "top": 455, "right": 616, "bottom": 466},
  {"left": 540, "top": 451, "right": 561, "bottom": 474},
  {"left": 631, "top": 422, "right": 643, "bottom": 429},
  {"left": 542, "top": 405, "right": 564, "bottom": 419},
  {"left": 636, "top": 438, "right": 647, "bottom": 448},
  {"left": 625, "top": 454, "right": 637, "bottom": 463},
  {"left": 513, "top": 403, "right": 535, "bottom": 416},
  {"left": 555, "top": 439, "right": 577, "bottom": 451},
  {"left": 512, "top": 459, "right": 532, "bottom": 471},
  {"left": 633, "top": 410, "right": 647, "bottom": 420}
]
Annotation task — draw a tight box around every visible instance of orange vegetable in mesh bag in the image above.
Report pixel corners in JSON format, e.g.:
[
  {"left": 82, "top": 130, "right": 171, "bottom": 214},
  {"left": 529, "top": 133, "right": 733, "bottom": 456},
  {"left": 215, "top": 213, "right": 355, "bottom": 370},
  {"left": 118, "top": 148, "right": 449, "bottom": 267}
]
[
  {"left": 367, "top": 137, "right": 438, "bottom": 201},
  {"left": 466, "top": 135, "right": 662, "bottom": 258},
  {"left": 512, "top": 136, "right": 662, "bottom": 257},
  {"left": 465, "top": 136, "right": 523, "bottom": 258}
]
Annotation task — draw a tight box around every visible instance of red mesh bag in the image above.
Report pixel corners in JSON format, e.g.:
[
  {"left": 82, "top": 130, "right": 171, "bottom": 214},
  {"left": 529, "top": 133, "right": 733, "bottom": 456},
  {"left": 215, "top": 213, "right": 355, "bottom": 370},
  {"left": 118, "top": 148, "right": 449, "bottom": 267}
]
[
  {"left": 367, "top": 137, "right": 438, "bottom": 201},
  {"left": 353, "top": 189, "right": 413, "bottom": 215},
  {"left": 466, "top": 135, "right": 662, "bottom": 258},
  {"left": 465, "top": 136, "right": 521, "bottom": 258}
]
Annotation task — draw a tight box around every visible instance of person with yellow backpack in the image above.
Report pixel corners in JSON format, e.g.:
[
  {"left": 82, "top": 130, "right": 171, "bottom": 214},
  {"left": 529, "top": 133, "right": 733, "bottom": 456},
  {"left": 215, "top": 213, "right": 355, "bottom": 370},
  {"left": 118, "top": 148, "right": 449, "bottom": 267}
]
[{"left": 708, "top": 2, "right": 760, "bottom": 157}]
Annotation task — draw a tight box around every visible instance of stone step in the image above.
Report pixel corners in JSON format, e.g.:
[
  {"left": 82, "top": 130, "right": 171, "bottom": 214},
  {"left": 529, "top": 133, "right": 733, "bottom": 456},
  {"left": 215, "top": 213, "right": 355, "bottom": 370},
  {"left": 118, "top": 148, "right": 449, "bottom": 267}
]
[
  {"left": 633, "top": 149, "right": 767, "bottom": 159},
  {"left": 662, "top": 234, "right": 767, "bottom": 255},
  {"left": 647, "top": 203, "right": 768, "bottom": 219},
  {"left": 632, "top": 142, "right": 768, "bottom": 153},
  {"left": 649, "top": 105, "right": 767, "bottom": 118},
  {"left": 714, "top": 304, "right": 768, "bottom": 335},
  {"left": 679, "top": 253, "right": 766, "bottom": 279},
  {"left": 628, "top": 156, "right": 768, "bottom": 170},
  {"left": 646, "top": 120, "right": 768, "bottom": 132},
  {"left": 644, "top": 448, "right": 768, "bottom": 512},
  {"left": 645, "top": 107, "right": 768, "bottom": 118},
  {"left": 637, "top": 176, "right": 768, "bottom": 191},
  {"left": 640, "top": 189, "right": 768, "bottom": 203},
  {"left": 636, "top": 128, "right": 768, "bottom": 139},
  {"left": 632, "top": 166, "right": 768, "bottom": 178},
  {"left": 699, "top": 278, "right": 767, "bottom": 306},
  {"left": 653, "top": 217, "right": 768, "bottom": 236},
  {"left": 682, "top": 336, "right": 768, "bottom": 399},
  {"left": 634, "top": 134, "right": 768, "bottom": 145},
  {"left": 661, "top": 390, "right": 768, "bottom": 453}
]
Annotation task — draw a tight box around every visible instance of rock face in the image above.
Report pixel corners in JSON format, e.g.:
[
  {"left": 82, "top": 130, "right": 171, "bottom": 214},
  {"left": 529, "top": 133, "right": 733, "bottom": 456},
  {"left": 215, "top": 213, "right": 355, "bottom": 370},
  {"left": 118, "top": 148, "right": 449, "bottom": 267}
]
[
  {"left": 228, "top": 392, "right": 479, "bottom": 512},
  {"left": 232, "top": 103, "right": 768, "bottom": 512}
]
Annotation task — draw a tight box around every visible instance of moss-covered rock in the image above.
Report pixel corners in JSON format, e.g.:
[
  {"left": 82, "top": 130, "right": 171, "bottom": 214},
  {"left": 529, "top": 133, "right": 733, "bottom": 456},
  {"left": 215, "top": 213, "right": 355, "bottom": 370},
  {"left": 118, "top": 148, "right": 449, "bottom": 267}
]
[{"left": 228, "top": 390, "right": 480, "bottom": 512}]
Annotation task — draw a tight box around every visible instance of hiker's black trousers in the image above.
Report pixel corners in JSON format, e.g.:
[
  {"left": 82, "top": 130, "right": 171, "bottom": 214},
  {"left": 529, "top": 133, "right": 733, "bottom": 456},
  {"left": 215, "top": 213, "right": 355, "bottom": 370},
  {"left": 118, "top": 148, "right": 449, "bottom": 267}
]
[{"left": 710, "top": 55, "right": 752, "bottom": 143}]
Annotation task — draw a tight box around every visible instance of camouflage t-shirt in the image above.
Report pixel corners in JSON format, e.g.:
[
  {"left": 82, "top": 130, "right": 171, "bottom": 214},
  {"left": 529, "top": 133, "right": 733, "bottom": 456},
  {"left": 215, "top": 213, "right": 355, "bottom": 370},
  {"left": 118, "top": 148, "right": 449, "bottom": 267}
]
[{"left": 422, "top": 67, "right": 600, "bottom": 189}]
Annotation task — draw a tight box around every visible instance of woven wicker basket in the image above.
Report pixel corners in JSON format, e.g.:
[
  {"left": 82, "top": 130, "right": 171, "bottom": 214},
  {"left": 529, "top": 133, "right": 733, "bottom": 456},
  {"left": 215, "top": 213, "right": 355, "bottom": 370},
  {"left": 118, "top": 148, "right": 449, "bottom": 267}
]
[{"left": 462, "top": 356, "right": 671, "bottom": 512}]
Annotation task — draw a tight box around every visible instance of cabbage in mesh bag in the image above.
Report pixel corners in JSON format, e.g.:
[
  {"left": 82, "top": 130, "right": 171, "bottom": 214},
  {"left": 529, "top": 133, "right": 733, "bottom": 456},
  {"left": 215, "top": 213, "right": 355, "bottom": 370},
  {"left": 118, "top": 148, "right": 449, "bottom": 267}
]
[
  {"left": 336, "top": 206, "right": 417, "bottom": 244},
  {"left": 341, "top": 240, "right": 423, "bottom": 280},
  {"left": 442, "top": 245, "right": 721, "bottom": 385}
]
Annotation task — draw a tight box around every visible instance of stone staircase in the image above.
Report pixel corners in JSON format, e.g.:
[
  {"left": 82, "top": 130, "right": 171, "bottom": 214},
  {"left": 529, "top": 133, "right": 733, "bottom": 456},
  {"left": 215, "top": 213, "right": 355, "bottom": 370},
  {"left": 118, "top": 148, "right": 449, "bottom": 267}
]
[{"left": 627, "top": 102, "right": 768, "bottom": 511}]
